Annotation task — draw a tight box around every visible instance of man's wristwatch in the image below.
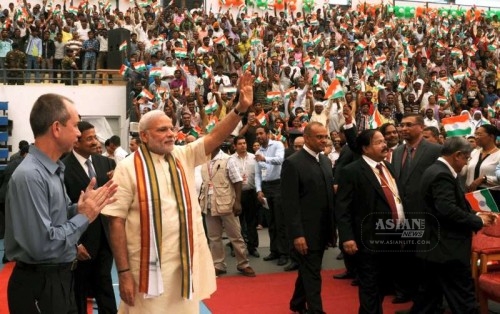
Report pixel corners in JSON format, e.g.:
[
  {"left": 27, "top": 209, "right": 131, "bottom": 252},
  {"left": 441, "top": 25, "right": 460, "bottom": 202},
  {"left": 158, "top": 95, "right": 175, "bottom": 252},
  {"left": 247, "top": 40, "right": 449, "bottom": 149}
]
[{"left": 233, "top": 107, "right": 246, "bottom": 117}]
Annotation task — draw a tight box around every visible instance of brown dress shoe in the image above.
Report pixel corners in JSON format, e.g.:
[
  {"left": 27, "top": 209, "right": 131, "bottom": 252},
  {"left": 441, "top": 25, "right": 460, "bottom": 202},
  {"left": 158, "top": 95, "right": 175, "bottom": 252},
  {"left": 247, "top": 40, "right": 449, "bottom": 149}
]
[{"left": 237, "top": 266, "right": 256, "bottom": 277}]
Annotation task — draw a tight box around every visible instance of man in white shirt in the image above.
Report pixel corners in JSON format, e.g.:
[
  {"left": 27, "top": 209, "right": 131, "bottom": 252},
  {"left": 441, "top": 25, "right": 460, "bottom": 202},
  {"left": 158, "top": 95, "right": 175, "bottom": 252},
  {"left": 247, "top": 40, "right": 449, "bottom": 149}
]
[
  {"left": 423, "top": 108, "right": 439, "bottom": 129},
  {"left": 108, "top": 135, "right": 128, "bottom": 163}
]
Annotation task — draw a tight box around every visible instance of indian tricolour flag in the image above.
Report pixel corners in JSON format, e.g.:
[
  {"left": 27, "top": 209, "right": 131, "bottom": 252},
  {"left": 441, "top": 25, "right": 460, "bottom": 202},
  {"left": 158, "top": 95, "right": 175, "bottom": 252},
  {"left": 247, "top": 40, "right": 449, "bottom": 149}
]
[
  {"left": 401, "top": 58, "right": 408, "bottom": 67},
  {"left": 206, "top": 116, "right": 219, "bottom": 133},
  {"left": 397, "top": 81, "right": 407, "bottom": 92},
  {"left": 204, "top": 97, "right": 218, "bottom": 114},
  {"left": 442, "top": 114, "right": 472, "bottom": 137},
  {"left": 119, "top": 40, "right": 127, "bottom": 52},
  {"left": 174, "top": 47, "right": 187, "bottom": 58},
  {"left": 266, "top": 91, "right": 281, "bottom": 103},
  {"left": 119, "top": 64, "right": 130, "bottom": 76},
  {"left": 68, "top": 6, "right": 79, "bottom": 15},
  {"left": 133, "top": 61, "right": 146, "bottom": 72},
  {"left": 450, "top": 48, "right": 462, "bottom": 58},
  {"left": 138, "top": 88, "right": 154, "bottom": 100},
  {"left": 465, "top": 189, "right": 499, "bottom": 212},
  {"left": 355, "top": 41, "right": 367, "bottom": 51},
  {"left": 368, "top": 108, "right": 383, "bottom": 129},
  {"left": 312, "top": 34, "right": 322, "bottom": 46},
  {"left": 149, "top": 67, "right": 162, "bottom": 77},
  {"left": 214, "top": 36, "right": 228, "bottom": 47},
  {"left": 374, "top": 55, "right": 387, "bottom": 68},
  {"left": 325, "top": 79, "right": 345, "bottom": 100},
  {"left": 311, "top": 74, "right": 322, "bottom": 86},
  {"left": 256, "top": 112, "right": 267, "bottom": 126},
  {"left": 453, "top": 72, "right": 466, "bottom": 81},
  {"left": 437, "top": 95, "right": 448, "bottom": 106},
  {"left": 283, "top": 87, "right": 295, "bottom": 99}
]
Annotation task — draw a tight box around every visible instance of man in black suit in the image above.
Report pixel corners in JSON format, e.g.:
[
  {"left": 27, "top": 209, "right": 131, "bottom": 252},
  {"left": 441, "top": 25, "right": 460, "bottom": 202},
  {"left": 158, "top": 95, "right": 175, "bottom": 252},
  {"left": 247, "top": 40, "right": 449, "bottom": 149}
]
[
  {"left": 410, "top": 137, "right": 496, "bottom": 313},
  {"left": 336, "top": 129, "right": 406, "bottom": 314},
  {"left": 391, "top": 113, "right": 441, "bottom": 303},
  {"left": 281, "top": 122, "right": 334, "bottom": 314},
  {"left": 62, "top": 121, "right": 117, "bottom": 314}
]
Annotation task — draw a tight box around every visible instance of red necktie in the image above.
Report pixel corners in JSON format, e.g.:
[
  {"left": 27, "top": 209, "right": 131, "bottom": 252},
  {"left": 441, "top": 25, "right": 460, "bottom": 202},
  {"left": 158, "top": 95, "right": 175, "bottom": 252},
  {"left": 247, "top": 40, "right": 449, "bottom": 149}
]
[{"left": 376, "top": 163, "right": 399, "bottom": 220}]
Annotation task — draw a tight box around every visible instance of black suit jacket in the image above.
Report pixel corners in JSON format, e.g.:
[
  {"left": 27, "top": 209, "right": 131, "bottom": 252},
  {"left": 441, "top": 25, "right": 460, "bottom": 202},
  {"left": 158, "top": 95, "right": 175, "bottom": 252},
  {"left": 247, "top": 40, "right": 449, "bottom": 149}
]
[
  {"left": 281, "top": 150, "right": 335, "bottom": 250},
  {"left": 391, "top": 139, "right": 441, "bottom": 214},
  {"left": 416, "top": 160, "right": 482, "bottom": 265},
  {"left": 62, "top": 153, "right": 116, "bottom": 257},
  {"left": 336, "top": 157, "right": 404, "bottom": 252}
]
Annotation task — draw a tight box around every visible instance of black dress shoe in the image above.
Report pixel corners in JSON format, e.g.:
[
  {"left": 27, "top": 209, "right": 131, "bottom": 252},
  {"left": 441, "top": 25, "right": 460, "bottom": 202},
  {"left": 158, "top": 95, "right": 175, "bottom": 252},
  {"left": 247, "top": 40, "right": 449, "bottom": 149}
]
[
  {"left": 284, "top": 261, "right": 299, "bottom": 271},
  {"left": 249, "top": 249, "right": 260, "bottom": 258},
  {"left": 392, "top": 296, "right": 411, "bottom": 304},
  {"left": 263, "top": 253, "right": 279, "bottom": 261},
  {"left": 333, "top": 271, "right": 355, "bottom": 279},
  {"left": 351, "top": 278, "right": 359, "bottom": 286},
  {"left": 277, "top": 255, "right": 288, "bottom": 266}
]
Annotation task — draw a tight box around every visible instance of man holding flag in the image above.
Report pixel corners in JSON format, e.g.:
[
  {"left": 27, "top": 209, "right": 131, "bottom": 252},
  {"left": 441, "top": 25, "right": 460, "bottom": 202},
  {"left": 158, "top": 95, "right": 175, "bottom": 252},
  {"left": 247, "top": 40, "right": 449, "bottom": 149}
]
[{"left": 411, "top": 137, "right": 497, "bottom": 313}]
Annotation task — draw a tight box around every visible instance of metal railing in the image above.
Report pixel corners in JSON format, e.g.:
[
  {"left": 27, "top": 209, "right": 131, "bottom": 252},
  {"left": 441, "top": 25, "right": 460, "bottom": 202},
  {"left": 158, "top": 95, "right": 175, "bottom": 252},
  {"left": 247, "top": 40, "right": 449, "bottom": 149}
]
[{"left": 0, "top": 69, "right": 126, "bottom": 85}]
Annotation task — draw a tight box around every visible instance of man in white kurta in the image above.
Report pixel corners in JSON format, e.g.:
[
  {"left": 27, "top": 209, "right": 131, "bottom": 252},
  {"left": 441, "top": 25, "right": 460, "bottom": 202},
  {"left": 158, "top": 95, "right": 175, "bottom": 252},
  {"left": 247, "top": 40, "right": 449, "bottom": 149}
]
[
  {"left": 102, "top": 70, "right": 256, "bottom": 313},
  {"left": 102, "top": 138, "right": 215, "bottom": 313}
]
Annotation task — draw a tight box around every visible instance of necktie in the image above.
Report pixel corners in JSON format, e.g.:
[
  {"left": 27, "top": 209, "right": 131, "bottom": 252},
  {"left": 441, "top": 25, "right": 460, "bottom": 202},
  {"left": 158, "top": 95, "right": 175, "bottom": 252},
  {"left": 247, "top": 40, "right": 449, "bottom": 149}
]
[
  {"left": 85, "top": 159, "right": 96, "bottom": 179},
  {"left": 376, "top": 163, "right": 399, "bottom": 220},
  {"left": 400, "top": 146, "right": 414, "bottom": 181}
]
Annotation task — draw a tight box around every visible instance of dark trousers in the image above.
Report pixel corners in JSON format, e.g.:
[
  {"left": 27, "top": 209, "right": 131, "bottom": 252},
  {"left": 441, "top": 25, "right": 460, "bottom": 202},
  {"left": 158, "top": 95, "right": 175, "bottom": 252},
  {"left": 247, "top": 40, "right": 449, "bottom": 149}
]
[
  {"left": 290, "top": 249, "right": 326, "bottom": 314},
  {"left": 8, "top": 263, "right": 77, "bottom": 314},
  {"left": 355, "top": 251, "right": 395, "bottom": 314},
  {"left": 240, "top": 189, "right": 259, "bottom": 250},
  {"left": 74, "top": 240, "right": 117, "bottom": 314},
  {"left": 262, "top": 180, "right": 288, "bottom": 256},
  {"left": 410, "top": 260, "right": 478, "bottom": 314}
]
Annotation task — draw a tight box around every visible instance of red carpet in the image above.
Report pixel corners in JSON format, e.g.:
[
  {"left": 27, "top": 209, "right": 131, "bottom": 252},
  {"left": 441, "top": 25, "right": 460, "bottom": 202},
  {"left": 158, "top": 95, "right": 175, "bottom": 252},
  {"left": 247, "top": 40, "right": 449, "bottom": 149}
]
[
  {"left": 0, "top": 262, "right": 93, "bottom": 314},
  {"left": 204, "top": 269, "right": 411, "bottom": 314}
]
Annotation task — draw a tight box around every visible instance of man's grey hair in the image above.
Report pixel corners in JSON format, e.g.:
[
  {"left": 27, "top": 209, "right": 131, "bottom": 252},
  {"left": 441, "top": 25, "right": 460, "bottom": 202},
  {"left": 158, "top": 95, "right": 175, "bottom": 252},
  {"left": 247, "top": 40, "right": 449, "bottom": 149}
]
[
  {"left": 138, "top": 110, "right": 169, "bottom": 132},
  {"left": 441, "top": 137, "right": 472, "bottom": 156}
]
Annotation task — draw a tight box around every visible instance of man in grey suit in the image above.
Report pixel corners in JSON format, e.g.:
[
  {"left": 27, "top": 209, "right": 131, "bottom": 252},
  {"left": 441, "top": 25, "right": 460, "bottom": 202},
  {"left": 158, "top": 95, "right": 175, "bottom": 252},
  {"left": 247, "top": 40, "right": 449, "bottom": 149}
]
[{"left": 391, "top": 113, "right": 442, "bottom": 303}]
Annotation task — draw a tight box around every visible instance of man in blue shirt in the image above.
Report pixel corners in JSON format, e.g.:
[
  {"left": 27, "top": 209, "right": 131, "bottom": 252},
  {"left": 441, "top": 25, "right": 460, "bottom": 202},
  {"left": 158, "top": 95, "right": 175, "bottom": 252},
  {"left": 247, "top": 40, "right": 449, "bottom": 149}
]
[
  {"left": 254, "top": 126, "right": 288, "bottom": 266},
  {"left": 5, "top": 93, "right": 117, "bottom": 314}
]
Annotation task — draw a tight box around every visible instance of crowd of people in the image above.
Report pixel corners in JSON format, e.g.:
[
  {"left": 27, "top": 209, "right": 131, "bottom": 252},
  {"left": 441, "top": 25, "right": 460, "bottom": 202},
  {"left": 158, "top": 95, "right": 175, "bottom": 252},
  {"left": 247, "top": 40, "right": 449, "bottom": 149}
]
[{"left": 2, "top": 0, "right": 500, "bottom": 313}]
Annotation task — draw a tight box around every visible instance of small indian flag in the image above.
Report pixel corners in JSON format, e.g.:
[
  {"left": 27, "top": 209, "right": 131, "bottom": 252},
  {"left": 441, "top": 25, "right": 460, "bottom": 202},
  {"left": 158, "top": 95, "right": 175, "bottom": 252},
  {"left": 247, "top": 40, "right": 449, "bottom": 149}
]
[
  {"left": 453, "top": 72, "right": 466, "bottom": 81},
  {"left": 303, "top": 57, "right": 311, "bottom": 68},
  {"left": 339, "top": 23, "right": 348, "bottom": 33},
  {"left": 312, "top": 34, "right": 322, "bottom": 46},
  {"left": 437, "top": 95, "right": 448, "bottom": 106},
  {"left": 375, "top": 55, "right": 386, "bottom": 68},
  {"left": 397, "top": 81, "right": 407, "bottom": 92},
  {"left": 119, "top": 40, "right": 127, "bottom": 52},
  {"left": 442, "top": 114, "right": 472, "bottom": 137},
  {"left": 335, "top": 71, "right": 346, "bottom": 82},
  {"left": 283, "top": 87, "right": 295, "bottom": 99},
  {"left": 214, "top": 36, "right": 228, "bottom": 47},
  {"left": 206, "top": 116, "right": 219, "bottom": 133},
  {"left": 296, "top": 17, "right": 304, "bottom": 25},
  {"left": 68, "top": 6, "right": 79, "bottom": 15},
  {"left": 242, "top": 61, "right": 252, "bottom": 72},
  {"left": 311, "top": 74, "right": 323, "bottom": 86},
  {"left": 149, "top": 67, "right": 162, "bottom": 77},
  {"left": 488, "top": 43, "right": 498, "bottom": 52},
  {"left": 465, "top": 189, "right": 499, "bottom": 212},
  {"left": 134, "top": 61, "right": 146, "bottom": 72},
  {"left": 401, "top": 58, "right": 408, "bottom": 67},
  {"left": 204, "top": 97, "right": 218, "bottom": 114},
  {"left": 436, "top": 41, "right": 446, "bottom": 49},
  {"left": 255, "top": 75, "right": 265, "bottom": 84},
  {"left": 450, "top": 48, "right": 462, "bottom": 58},
  {"left": 202, "top": 66, "right": 212, "bottom": 79},
  {"left": 257, "top": 112, "right": 267, "bottom": 126},
  {"left": 266, "top": 91, "right": 281, "bottom": 103},
  {"left": 138, "top": 88, "right": 154, "bottom": 100},
  {"left": 368, "top": 108, "right": 383, "bottom": 129},
  {"left": 325, "top": 79, "right": 345, "bottom": 100},
  {"left": 356, "top": 41, "right": 367, "bottom": 51},
  {"left": 309, "top": 16, "right": 319, "bottom": 26},
  {"left": 174, "top": 47, "right": 187, "bottom": 58},
  {"left": 250, "top": 38, "right": 262, "bottom": 46},
  {"left": 119, "top": 64, "right": 130, "bottom": 76}
]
